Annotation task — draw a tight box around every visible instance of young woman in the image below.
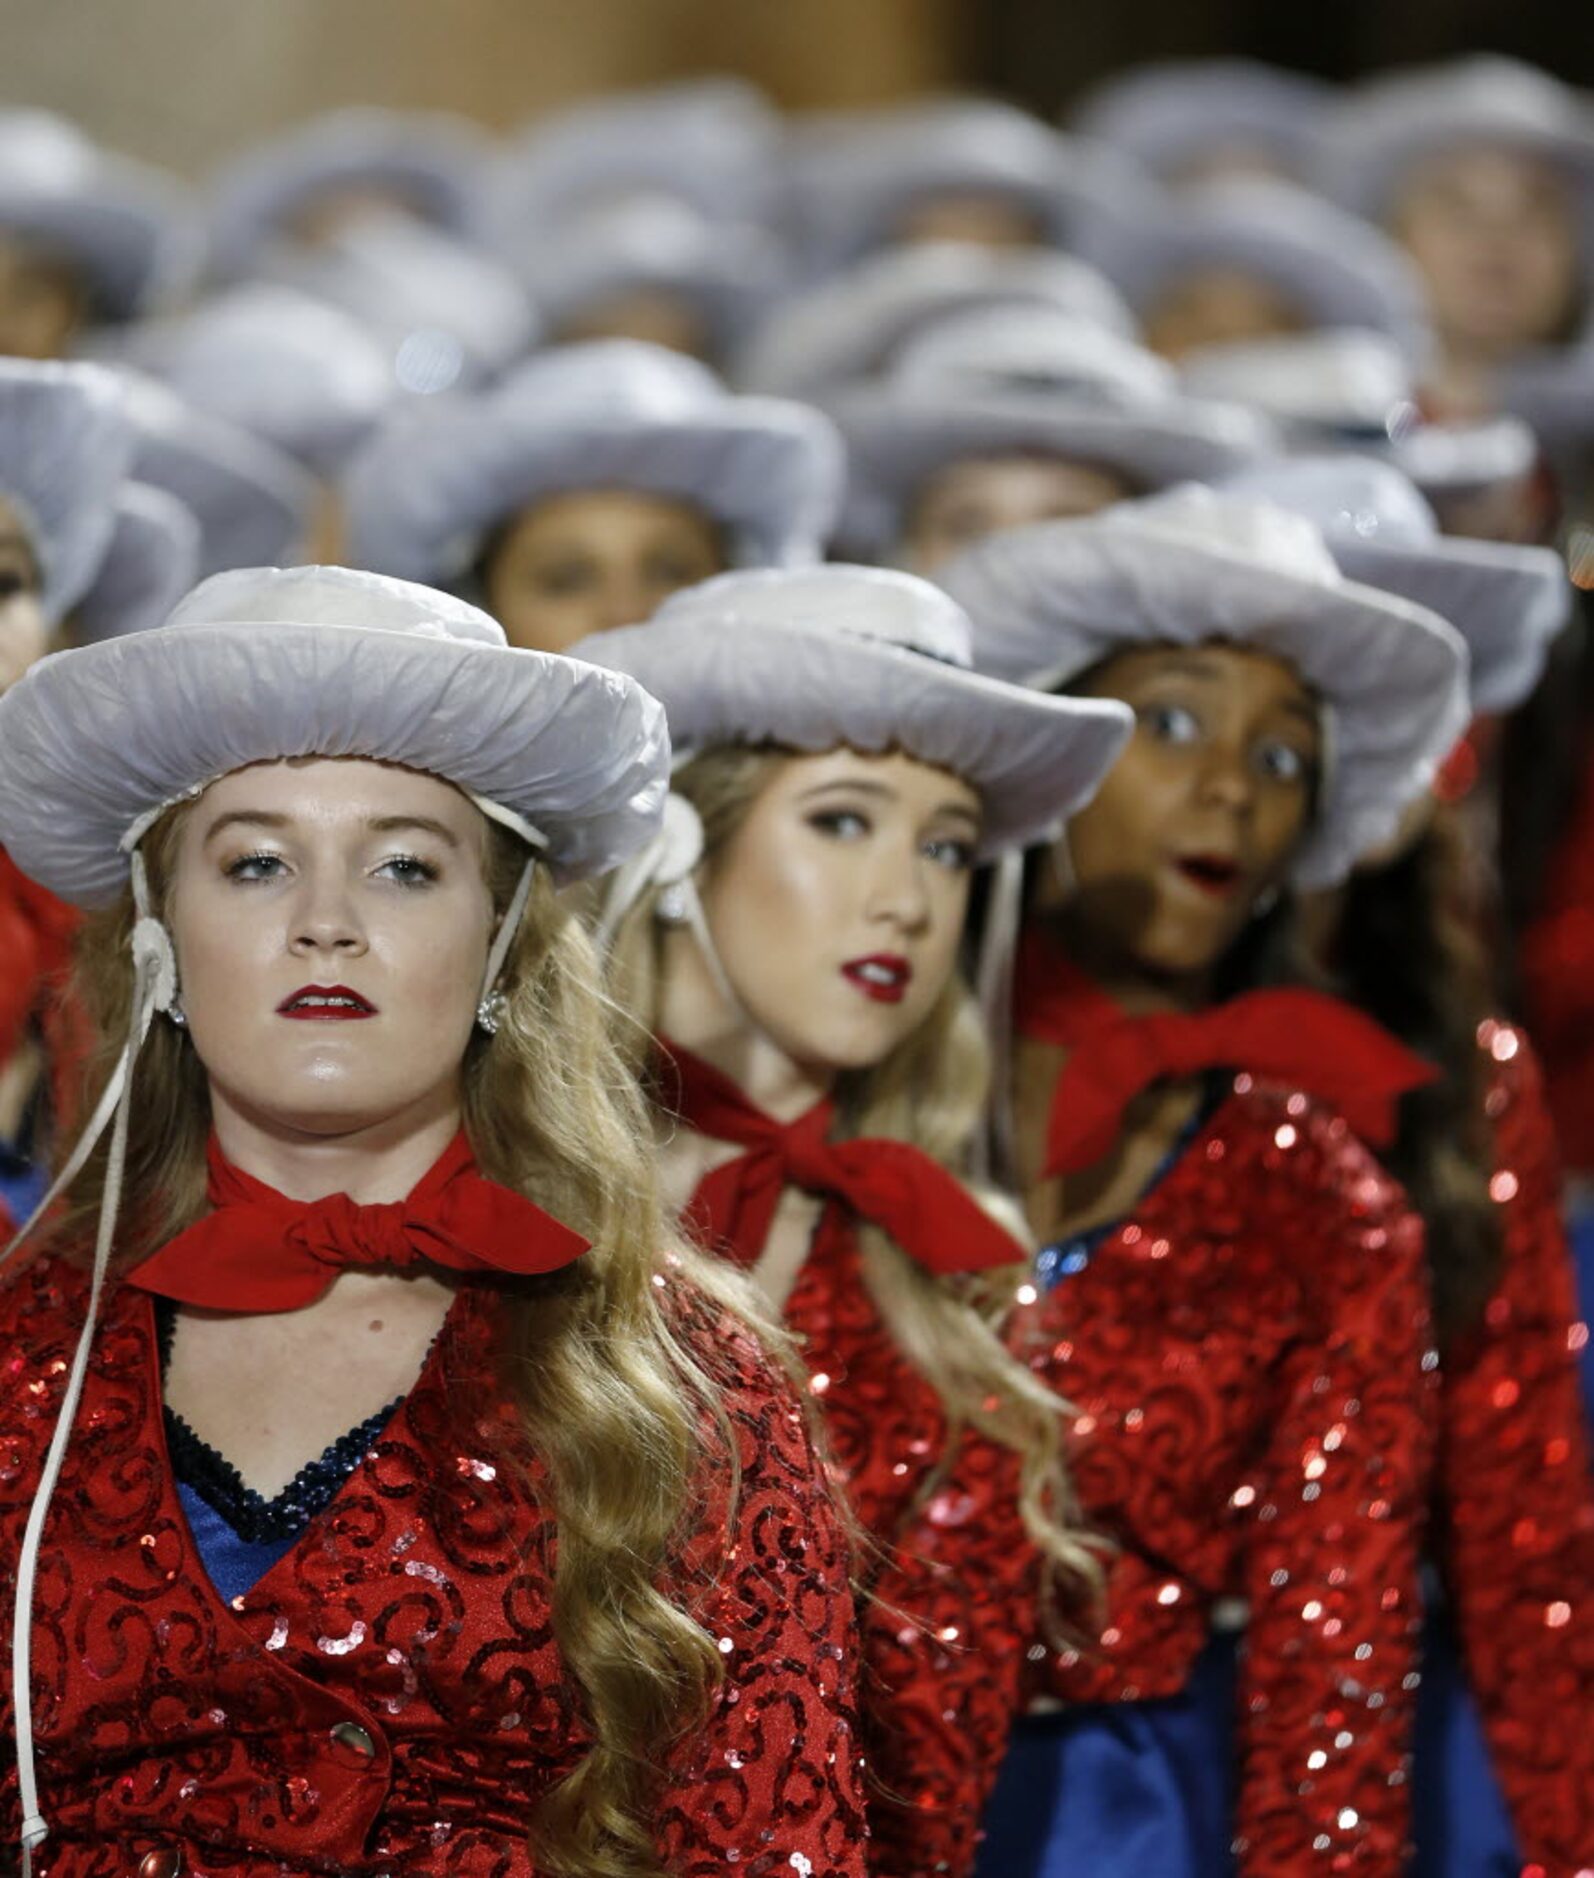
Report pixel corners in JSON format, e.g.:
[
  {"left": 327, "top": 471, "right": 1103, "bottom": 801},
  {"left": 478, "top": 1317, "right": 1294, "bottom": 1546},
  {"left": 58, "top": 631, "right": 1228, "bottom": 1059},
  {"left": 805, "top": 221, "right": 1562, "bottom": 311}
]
[
  {"left": 575, "top": 563, "right": 1134, "bottom": 1878},
  {"left": 1223, "top": 454, "right": 1594, "bottom": 1874},
  {"left": 0, "top": 564, "right": 869, "bottom": 1878},
  {"left": 343, "top": 339, "right": 842, "bottom": 654},
  {"left": 936, "top": 486, "right": 1473, "bottom": 1875}
]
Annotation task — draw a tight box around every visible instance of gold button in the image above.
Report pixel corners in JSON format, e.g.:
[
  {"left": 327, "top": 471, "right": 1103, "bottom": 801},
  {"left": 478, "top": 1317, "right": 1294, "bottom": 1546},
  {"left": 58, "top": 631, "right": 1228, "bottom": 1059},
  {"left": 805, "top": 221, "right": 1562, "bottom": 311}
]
[
  {"left": 137, "top": 1851, "right": 182, "bottom": 1878},
  {"left": 330, "top": 1719, "right": 377, "bottom": 1757}
]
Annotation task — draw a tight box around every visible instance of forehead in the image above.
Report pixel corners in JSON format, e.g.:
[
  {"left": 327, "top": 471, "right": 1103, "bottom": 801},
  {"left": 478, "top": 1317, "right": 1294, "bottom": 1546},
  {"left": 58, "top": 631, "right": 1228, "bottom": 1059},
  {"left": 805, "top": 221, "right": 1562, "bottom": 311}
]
[
  {"left": 192, "top": 756, "right": 483, "bottom": 829},
  {"left": 1404, "top": 142, "right": 1574, "bottom": 204},
  {"left": 766, "top": 744, "right": 983, "bottom": 812},
  {"left": 503, "top": 486, "right": 719, "bottom": 550},
  {"left": 922, "top": 452, "right": 1131, "bottom": 506},
  {"left": 1089, "top": 639, "right": 1317, "bottom": 712}
]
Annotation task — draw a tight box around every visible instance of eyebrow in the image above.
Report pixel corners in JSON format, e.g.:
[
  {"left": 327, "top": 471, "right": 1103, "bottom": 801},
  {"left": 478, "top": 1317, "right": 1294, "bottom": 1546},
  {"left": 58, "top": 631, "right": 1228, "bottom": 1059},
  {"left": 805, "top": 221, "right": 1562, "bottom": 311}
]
[
  {"left": 1136, "top": 653, "right": 1320, "bottom": 727},
  {"left": 795, "top": 778, "right": 983, "bottom": 826},
  {"left": 202, "top": 809, "right": 464, "bottom": 847}
]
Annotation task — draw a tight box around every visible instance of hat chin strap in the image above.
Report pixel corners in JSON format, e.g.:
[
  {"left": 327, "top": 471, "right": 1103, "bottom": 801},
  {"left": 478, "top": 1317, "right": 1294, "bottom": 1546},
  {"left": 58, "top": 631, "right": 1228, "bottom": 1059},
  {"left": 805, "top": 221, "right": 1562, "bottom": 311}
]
[{"left": 5, "top": 847, "right": 176, "bottom": 1876}]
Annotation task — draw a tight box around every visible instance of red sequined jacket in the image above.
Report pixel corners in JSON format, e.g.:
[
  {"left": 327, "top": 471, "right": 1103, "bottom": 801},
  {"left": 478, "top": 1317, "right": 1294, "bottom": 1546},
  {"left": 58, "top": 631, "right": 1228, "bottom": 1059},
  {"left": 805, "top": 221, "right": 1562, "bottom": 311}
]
[
  {"left": 1439, "top": 1022, "right": 1594, "bottom": 1874},
  {"left": 0, "top": 1258, "right": 871, "bottom": 1878},
  {"left": 708, "top": 1201, "right": 1043, "bottom": 1878},
  {"left": 1011, "top": 1079, "right": 1436, "bottom": 1873}
]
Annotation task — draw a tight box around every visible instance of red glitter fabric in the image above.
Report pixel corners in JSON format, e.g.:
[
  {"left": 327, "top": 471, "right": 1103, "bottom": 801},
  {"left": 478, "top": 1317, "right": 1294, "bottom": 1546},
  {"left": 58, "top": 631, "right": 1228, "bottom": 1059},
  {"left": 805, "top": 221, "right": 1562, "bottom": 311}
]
[
  {"left": 1519, "top": 753, "right": 1594, "bottom": 1173},
  {"left": 1438, "top": 1021, "right": 1594, "bottom": 1873},
  {"left": 0, "top": 1258, "right": 871, "bottom": 1877},
  {"left": 713, "top": 1202, "right": 1041, "bottom": 1878},
  {"left": 1011, "top": 1080, "right": 1436, "bottom": 1872}
]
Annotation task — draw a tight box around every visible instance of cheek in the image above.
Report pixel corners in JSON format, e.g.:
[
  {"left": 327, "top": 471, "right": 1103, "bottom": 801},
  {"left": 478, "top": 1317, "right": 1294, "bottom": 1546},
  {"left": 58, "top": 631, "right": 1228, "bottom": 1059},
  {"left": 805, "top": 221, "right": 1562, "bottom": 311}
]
[{"left": 707, "top": 839, "right": 846, "bottom": 994}]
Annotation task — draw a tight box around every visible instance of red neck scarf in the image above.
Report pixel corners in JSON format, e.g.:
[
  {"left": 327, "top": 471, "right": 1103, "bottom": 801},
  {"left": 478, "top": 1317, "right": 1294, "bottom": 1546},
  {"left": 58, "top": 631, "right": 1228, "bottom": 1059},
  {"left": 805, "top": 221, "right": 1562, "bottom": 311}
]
[
  {"left": 1015, "top": 927, "right": 1438, "bottom": 1179},
  {"left": 128, "top": 1131, "right": 591, "bottom": 1313},
  {"left": 659, "top": 1037, "right": 1025, "bottom": 1276}
]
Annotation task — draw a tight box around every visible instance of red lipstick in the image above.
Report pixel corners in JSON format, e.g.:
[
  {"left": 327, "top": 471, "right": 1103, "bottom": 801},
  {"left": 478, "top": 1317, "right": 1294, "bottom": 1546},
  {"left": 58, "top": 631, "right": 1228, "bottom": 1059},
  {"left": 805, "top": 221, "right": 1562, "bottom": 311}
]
[
  {"left": 841, "top": 954, "right": 913, "bottom": 1005},
  {"left": 276, "top": 984, "right": 377, "bottom": 1020}
]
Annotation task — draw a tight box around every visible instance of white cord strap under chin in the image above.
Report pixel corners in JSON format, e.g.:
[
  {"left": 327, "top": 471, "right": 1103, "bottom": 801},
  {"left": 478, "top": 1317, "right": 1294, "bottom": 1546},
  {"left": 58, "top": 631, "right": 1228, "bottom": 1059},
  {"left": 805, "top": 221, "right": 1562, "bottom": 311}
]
[
  {"left": 7, "top": 899, "right": 172, "bottom": 1876},
  {"left": 478, "top": 853, "right": 538, "bottom": 1016}
]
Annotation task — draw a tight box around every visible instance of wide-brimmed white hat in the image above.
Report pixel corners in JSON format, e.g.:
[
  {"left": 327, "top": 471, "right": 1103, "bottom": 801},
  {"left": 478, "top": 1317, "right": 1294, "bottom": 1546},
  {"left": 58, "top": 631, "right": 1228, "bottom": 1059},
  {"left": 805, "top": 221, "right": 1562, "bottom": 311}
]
[
  {"left": 209, "top": 108, "right": 489, "bottom": 278},
  {"left": 0, "top": 563, "right": 670, "bottom": 909},
  {"left": 116, "top": 368, "right": 317, "bottom": 577},
  {"left": 734, "top": 240, "right": 1134, "bottom": 399},
  {"left": 938, "top": 485, "right": 1471, "bottom": 886},
  {"left": 1219, "top": 453, "right": 1570, "bottom": 713},
  {"left": 571, "top": 563, "right": 1132, "bottom": 860},
  {"left": 1179, "top": 329, "right": 1541, "bottom": 498},
  {"left": 71, "top": 482, "right": 200, "bottom": 645},
  {"left": 827, "top": 306, "right": 1277, "bottom": 553},
  {"left": 781, "top": 98, "right": 1115, "bottom": 277},
  {"left": 344, "top": 340, "right": 844, "bottom": 584},
  {"left": 480, "top": 80, "right": 781, "bottom": 244},
  {"left": 0, "top": 358, "right": 131, "bottom": 621},
  {"left": 0, "top": 110, "right": 197, "bottom": 320},
  {"left": 260, "top": 212, "right": 537, "bottom": 392},
  {"left": 1076, "top": 174, "right": 1433, "bottom": 355},
  {"left": 112, "top": 283, "right": 396, "bottom": 473},
  {"left": 1316, "top": 57, "right": 1594, "bottom": 280},
  {"left": 1071, "top": 59, "right": 1334, "bottom": 184},
  {"left": 511, "top": 199, "right": 783, "bottom": 359}
]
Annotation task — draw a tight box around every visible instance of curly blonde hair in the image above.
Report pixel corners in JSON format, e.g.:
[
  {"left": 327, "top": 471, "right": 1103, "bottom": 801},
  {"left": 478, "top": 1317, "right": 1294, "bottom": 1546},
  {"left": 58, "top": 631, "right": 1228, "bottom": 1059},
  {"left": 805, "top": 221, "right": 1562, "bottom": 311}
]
[
  {"left": 53, "top": 798, "right": 793, "bottom": 1878},
  {"left": 606, "top": 743, "right": 1103, "bottom": 1621}
]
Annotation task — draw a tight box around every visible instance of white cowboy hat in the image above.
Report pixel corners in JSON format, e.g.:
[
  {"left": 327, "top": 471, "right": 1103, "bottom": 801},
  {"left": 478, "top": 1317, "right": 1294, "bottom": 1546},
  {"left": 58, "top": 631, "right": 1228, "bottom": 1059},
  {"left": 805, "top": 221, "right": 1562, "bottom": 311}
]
[
  {"left": 208, "top": 107, "right": 489, "bottom": 278},
  {"left": 937, "top": 484, "right": 1472, "bottom": 886},
  {"left": 112, "top": 283, "right": 396, "bottom": 473},
  {"left": 734, "top": 240, "right": 1134, "bottom": 399},
  {"left": 344, "top": 340, "right": 844, "bottom": 584},
  {"left": 1071, "top": 58, "right": 1334, "bottom": 183},
  {"left": 0, "top": 109, "right": 198, "bottom": 320},
  {"left": 1219, "top": 453, "right": 1570, "bottom": 713},
  {"left": 115, "top": 368, "right": 317, "bottom": 577},
  {"left": 570, "top": 562, "right": 1132, "bottom": 859},
  {"left": 0, "top": 563, "right": 670, "bottom": 909},
  {"left": 827, "top": 305, "right": 1277, "bottom": 553},
  {"left": 71, "top": 482, "right": 200, "bottom": 645},
  {"left": 0, "top": 357, "right": 131, "bottom": 621}
]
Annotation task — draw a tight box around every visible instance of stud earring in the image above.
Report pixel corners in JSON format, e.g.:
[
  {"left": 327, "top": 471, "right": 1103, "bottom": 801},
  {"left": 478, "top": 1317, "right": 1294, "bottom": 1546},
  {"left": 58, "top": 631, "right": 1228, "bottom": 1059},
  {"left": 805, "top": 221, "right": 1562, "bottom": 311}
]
[
  {"left": 167, "top": 995, "right": 187, "bottom": 1028},
  {"left": 1252, "top": 884, "right": 1280, "bottom": 920},
  {"left": 656, "top": 883, "right": 690, "bottom": 926},
  {"left": 476, "top": 989, "right": 507, "bottom": 1035}
]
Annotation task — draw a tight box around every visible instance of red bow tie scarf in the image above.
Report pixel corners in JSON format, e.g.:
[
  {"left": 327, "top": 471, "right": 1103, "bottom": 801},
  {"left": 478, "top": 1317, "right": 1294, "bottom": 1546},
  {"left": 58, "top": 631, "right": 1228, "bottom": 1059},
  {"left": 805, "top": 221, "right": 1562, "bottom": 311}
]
[
  {"left": 658, "top": 1039, "right": 1026, "bottom": 1277},
  {"left": 128, "top": 1131, "right": 591, "bottom": 1312},
  {"left": 1014, "top": 928, "right": 1438, "bottom": 1179}
]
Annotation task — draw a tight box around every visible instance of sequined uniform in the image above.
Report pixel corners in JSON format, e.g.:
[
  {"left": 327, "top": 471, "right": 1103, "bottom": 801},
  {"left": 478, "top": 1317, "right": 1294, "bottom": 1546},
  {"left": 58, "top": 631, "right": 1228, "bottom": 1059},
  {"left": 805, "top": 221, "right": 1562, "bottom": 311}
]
[
  {"left": 1011, "top": 1079, "right": 1436, "bottom": 1872},
  {"left": 1424, "top": 1022, "right": 1594, "bottom": 1873},
  {"left": 0, "top": 1258, "right": 872, "bottom": 1877},
  {"left": 708, "top": 1198, "right": 1042, "bottom": 1878}
]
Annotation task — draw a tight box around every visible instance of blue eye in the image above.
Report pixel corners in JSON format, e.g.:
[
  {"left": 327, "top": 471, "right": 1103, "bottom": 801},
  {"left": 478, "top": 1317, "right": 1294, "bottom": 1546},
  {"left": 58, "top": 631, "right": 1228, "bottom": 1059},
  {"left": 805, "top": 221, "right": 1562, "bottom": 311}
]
[
  {"left": 375, "top": 854, "right": 439, "bottom": 886},
  {"left": 808, "top": 809, "right": 870, "bottom": 841},
  {"left": 1141, "top": 703, "right": 1202, "bottom": 744},
  {"left": 923, "top": 835, "right": 975, "bottom": 871},
  {"left": 225, "top": 851, "right": 287, "bottom": 882}
]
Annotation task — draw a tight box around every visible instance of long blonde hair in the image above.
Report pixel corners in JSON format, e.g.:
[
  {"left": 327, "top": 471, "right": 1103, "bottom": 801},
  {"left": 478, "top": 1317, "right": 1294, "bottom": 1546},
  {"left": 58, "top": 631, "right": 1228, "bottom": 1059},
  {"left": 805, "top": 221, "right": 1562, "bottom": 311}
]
[
  {"left": 607, "top": 743, "right": 1103, "bottom": 1621},
  {"left": 54, "top": 802, "right": 791, "bottom": 1878}
]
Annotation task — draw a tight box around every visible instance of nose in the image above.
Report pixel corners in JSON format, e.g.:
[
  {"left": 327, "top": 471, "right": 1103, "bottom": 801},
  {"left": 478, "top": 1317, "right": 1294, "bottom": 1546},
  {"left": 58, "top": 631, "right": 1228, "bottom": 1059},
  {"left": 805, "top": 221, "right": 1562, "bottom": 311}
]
[
  {"left": 593, "top": 568, "right": 663, "bottom": 636},
  {"left": 865, "top": 837, "right": 933, "bottom": 935},
  {"left": 287, "top": 868, "right": 368, "bottom": 960},
  {"left": 1192, "top": 741, "right": 1255, "bottom": 816}
]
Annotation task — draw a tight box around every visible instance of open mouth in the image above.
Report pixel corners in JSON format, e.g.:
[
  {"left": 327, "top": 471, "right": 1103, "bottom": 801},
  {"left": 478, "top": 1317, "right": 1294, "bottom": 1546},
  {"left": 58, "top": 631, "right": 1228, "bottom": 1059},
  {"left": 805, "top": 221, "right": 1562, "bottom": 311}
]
[
  {"left": 841, "top": 955, "right": 913, "bottom": 1005},
  {"left": 276, "top": 984, "right": 377, "bottom": 1020},
  {"left": 1174, "top": 854, "right": 1243, "bottom": 897}
]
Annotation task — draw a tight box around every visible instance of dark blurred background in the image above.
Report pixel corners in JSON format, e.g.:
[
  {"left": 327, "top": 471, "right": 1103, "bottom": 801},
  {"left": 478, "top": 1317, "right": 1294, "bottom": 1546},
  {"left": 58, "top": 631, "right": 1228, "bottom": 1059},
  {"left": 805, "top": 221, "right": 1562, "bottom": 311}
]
[{"left": 1, "top": 0, "right": 1589, "bottom": 176}]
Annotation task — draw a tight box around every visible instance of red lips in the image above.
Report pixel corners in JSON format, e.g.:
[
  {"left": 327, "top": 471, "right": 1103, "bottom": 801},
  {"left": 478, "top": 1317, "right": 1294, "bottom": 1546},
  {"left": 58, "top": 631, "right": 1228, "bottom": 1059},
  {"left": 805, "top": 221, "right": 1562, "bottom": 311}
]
[
  {"left": 841, "top": 954, "right": 913, "bottom": 1005},
  {"left": 1173, "top": 854, "right": 1243, "bottom": 898},
  {"left": 276, "top": 984, "right": 377, "bottom": 1020}
]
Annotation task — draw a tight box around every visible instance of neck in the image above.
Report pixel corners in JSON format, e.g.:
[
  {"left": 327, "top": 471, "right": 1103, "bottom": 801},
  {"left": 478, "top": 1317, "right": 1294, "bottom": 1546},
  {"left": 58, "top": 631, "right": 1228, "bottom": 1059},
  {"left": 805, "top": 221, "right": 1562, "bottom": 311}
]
[
  {"left": 1051, "top": 912, "right": 1214, "bottom": 1017},
  {"left": 1424, "top": 347, "right": 1500, "bottom": 422},
  {"left": 207, "top": 1082, "right": 464, "bottom": 1205}
]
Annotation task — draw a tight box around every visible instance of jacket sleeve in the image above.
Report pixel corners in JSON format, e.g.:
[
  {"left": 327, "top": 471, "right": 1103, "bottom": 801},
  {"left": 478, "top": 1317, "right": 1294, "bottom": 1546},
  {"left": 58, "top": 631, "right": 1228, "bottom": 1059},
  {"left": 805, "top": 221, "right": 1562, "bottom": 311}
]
[
  {"left": 1437, "top": 1026, "right": 1594, "bottom": 1875},
  {"left": 857, "top": 1418, "right": 1042, "bottom": 1878},
  {"left": 653, "top": 1314, "right": 872, "bottom": 1878},
  {"left": 1229, "top": 1116, "right": 1435, "bottom": 1874}
]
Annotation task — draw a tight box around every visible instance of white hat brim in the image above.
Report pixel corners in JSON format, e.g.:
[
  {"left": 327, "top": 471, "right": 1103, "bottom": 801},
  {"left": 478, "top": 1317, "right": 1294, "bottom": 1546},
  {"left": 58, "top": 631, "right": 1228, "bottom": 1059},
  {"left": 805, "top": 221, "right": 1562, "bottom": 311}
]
[
  {"left": 576, "top": 614, "right": 1131, "bottom": 856},
  {"left": 0, "top": 176, "right": 194, "bottom": 319},
  {"left": 0, "top": 617, "right": 668, "bottom": 906},
  {"left": 71, "top": 482, "right": 201, "bottom": 644},
  {"left": 831, "top": 387, "right": 1273, "bottom": 550},
  {"left": 941, "top": 523, "right": 1470, "bottom": 886},
  {"left": 346, "top": 402, "right": 842, "bottom": 582}
]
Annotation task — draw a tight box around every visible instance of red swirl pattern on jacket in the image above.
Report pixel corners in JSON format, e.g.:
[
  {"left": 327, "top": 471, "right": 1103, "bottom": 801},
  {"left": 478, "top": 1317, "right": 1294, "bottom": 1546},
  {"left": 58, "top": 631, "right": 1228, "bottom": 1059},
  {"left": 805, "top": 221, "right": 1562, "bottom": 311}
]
[
  {"left": 1438, "top": 1022, "right": 1594, "bottom": 1874},
  {"left": 0, "top": 1258, "right": 871, "bottom": 1877},
  {"left": 1010, "top": 1080, "right": 1436, "bottom": 1872},
  {"left": 725, "top": 1203, "right": 1039, "bottom": 1878}
]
